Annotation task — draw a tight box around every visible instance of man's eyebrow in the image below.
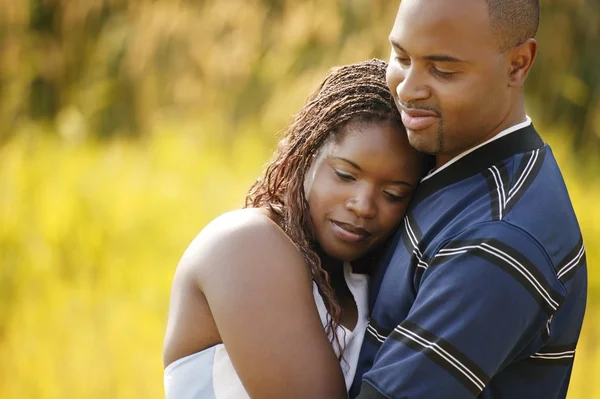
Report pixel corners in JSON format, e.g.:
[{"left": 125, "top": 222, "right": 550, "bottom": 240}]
[
  {"left": 424, "top": 54, "right": 465, "bottom": 63},
  {"left": 389, "top": 38, "right": 466, "bottom": 63},
  {"left": 389, "top": 38, "right": 405, "bottom": 53}
]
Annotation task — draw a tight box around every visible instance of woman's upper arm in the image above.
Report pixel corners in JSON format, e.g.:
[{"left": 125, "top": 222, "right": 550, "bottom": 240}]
[{"left": 181, "top": 211, "right": 347, "bottom": 399}]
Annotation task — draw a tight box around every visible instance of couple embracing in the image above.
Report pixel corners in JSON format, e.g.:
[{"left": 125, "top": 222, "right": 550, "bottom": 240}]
[{"left": 163, "top": 0, "right": 588, "bottom": 398}]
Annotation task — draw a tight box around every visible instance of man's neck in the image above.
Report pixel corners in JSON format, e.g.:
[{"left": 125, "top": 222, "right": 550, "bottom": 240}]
[{"left": 435, "top": 109, "right": 528, "bottom": 169}]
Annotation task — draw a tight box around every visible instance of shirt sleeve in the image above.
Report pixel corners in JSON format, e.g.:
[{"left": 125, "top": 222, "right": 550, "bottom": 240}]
[{"left": 356, "top": 221, "right": 566, "bottom": 399}]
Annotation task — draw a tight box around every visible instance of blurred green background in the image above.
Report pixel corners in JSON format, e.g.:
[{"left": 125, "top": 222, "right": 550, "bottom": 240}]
[{"left": 0, "top": 0, "right": 598, "bottom": 397}]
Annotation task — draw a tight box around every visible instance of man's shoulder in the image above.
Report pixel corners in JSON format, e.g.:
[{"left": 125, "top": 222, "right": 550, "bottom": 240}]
[
  {"left": 500, "top": 145, "right": 583, "bottom": 268},
  {"left": 414, "top": 144, "right": 581, "bottom": 263}
]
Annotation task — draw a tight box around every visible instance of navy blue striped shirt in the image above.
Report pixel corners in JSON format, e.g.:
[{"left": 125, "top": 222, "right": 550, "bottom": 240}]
[{"left": 350, "top": 124, "right": 587, "bottom": 399}]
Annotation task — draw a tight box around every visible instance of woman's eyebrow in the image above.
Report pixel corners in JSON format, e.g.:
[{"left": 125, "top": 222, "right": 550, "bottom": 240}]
[
  {"left": 389, "top": 180, "right": 414, "bottom": 188},
  {"left": 331, "top": 156, "right": 414, "bottom": 187},
  {"left": 331, "top": 156, "right": 362, "bottom": 170}
]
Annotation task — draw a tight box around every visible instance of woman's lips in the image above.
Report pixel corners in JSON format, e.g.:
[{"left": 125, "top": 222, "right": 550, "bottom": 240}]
[{"left": 330, "top": 221, "right": 372, "bottom": 244}]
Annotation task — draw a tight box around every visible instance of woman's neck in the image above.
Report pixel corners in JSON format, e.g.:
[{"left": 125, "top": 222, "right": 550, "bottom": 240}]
[
  {"left": 315, "top": 247, "right": 344, "bottom": 272},
  {"left": 314, "top": 247, "right": 349, "bottom": 294}
]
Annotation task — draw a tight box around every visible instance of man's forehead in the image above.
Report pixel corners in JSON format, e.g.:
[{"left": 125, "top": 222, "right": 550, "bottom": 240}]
[{"left": 391, "top": 0, "right": 495, "bottom": 56}]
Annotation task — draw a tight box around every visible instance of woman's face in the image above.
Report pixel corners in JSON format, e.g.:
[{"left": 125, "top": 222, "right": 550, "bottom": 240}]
[{"left": 305, "top": 119, "right": 422, "bottom": 262}]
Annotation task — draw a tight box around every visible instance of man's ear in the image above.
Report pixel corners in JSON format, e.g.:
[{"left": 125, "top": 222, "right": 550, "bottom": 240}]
[{"left": 507, "top": 38, "right": 537, "bottom": 88}]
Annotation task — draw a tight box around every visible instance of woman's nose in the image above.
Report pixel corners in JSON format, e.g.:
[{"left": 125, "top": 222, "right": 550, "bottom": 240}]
[{"left": 346, "top": 189, "right": 377, "bottom": 219}]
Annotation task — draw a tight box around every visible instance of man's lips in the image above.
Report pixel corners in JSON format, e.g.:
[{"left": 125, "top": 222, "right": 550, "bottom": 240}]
[
  {"left": 330, "top": 221, "right": 372, "bottom": 244},
  {"left": 400, "top": 107, "right": 439, "bottom": 132}
]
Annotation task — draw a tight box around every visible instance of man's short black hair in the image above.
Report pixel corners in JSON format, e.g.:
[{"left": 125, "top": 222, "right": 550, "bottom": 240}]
[{"left": 486, "top": 0, "right": 540, "bottom": 50}]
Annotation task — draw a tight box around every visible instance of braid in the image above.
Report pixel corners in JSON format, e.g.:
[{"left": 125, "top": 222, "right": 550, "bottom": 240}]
[{"left": 245, "top": 59, "right": 402, "bottom": 358}]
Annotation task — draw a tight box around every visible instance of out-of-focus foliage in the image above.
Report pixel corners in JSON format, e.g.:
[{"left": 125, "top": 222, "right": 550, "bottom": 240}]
[
  {"left": 531, "top": 0, "right": 600, "bottom": 154},
  {"left": 0, "top": 0, "right": 399, "bottom": 144},
  {"left": 2, "top": 0, "right": 597, "bottom": 152},
  {"left": 0, "top": 0, "right": 598, "bottom": 398}
]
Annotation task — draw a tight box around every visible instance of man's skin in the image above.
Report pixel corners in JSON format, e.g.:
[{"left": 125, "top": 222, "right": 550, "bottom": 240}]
[{"left": 386, "top": 0, "right": 536, "bottom": 167}]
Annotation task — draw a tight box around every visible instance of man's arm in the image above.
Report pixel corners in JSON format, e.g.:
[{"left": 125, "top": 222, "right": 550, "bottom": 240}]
[{"left": 357, "top": 221, "right": 565, "bottom": 398}]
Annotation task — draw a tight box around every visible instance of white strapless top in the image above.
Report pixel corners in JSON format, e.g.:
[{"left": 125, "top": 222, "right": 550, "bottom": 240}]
[{"left": 164, "top": 262, "right": 369, "bottom": 398}]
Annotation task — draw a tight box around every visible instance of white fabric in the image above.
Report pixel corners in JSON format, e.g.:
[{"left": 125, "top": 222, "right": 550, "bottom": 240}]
[
  {"left": 312, "top": 262, "right": 369, "bottom": 390},
  {"left": 164, "top": 262, "right": 369, "bottom": 398},
  {"left": 212, "top": 344, "right": 249, "bottom": 398}
]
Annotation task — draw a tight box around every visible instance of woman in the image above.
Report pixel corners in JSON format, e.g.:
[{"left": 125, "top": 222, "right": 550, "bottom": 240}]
[{"left": 163, "top": 59, "right": 425, "bottom": 398}]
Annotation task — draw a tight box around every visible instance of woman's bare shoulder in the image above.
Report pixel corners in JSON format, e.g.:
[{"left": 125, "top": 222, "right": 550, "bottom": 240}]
[
  {"left": 174, "top": 209, "right": 345, "bottom": 398},
  {"left": 178, "top": 208, "right": 310, "bottom": 288},
  {"left": 195, "top": 207, "right": 279, "bottom": 241}
]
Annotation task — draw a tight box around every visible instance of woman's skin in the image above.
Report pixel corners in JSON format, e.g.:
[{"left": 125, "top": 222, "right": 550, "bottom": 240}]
[{"left": 162, "top": 118, "right": 422, "bottom": 398}]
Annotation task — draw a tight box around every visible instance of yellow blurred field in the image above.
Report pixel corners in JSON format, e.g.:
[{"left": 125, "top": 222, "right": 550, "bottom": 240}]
[
  {"left": 0, "top": 0, "right": 598, "bottom": 397},
  {"left": 0, "top": 126, "right": 598, "bottom": 398}
]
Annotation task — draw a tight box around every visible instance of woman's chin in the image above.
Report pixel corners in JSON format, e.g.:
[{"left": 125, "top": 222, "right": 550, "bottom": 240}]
[{"left": 316, "top": 234, "right": 380, "bottom": 263}]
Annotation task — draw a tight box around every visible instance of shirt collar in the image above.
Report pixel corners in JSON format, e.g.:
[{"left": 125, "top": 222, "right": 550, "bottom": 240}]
[
  {"left": 422, "top": 116, "right": 532, "bottom": 182},
  {"left": 410, "top": 117, "right": 544, "bottom": 207}
]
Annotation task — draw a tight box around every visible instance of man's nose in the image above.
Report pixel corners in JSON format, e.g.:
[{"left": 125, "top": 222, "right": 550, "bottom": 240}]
[{"left": 395, "top": 67, "right": 431, "bottom": 104}]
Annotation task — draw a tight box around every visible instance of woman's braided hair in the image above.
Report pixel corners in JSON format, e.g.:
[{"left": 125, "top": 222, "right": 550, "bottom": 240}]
[{"left": 245, "top": 59, "right": 403, "bottom": 357}]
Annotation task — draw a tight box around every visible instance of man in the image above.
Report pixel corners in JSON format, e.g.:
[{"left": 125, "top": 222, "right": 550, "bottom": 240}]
[{"left": 350, "top": 0, "right": 588, "bottom": 398}]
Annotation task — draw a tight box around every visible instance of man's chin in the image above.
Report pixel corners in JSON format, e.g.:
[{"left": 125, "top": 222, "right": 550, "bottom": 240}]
[{"left": 406, "top": 130, "right": 439, "bottom": 154}]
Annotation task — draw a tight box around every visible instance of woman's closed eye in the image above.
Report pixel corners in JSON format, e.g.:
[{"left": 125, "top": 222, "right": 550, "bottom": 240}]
[
  {"left": 384, "top": 191, "right": 409, "bottom": 202},
  {"left": 333, "top": 170, "right": 355, "bottom": 182}
]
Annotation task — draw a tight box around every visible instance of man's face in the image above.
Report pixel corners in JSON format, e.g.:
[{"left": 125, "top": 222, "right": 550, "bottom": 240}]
[{"left": 387, "top": 0, "right": 513, "bottom": 164}]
